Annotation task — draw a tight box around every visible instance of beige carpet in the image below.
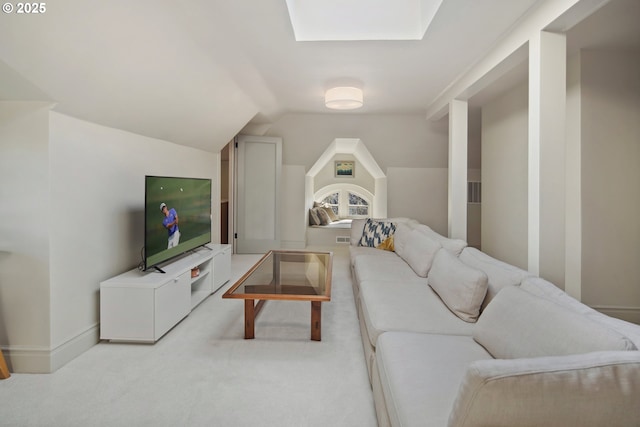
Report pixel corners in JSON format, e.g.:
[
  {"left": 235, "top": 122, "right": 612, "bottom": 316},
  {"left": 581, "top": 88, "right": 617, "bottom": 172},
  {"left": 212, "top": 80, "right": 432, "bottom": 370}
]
[{"left": 0, "top": 247, "right": 377, "bottom": 427}]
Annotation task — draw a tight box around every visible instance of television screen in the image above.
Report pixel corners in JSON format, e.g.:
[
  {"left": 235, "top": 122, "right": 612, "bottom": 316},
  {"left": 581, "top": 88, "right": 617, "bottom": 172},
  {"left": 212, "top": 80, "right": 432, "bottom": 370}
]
[{"left": 144, "top": 176, "right": 212, "bottom": 270}]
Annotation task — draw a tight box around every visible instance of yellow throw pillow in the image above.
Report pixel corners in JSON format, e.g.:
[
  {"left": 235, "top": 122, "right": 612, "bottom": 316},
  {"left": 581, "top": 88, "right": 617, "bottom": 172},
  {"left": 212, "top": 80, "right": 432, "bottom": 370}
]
[{"left": 377, "top": 235, "right": 395, "bottom": 251}]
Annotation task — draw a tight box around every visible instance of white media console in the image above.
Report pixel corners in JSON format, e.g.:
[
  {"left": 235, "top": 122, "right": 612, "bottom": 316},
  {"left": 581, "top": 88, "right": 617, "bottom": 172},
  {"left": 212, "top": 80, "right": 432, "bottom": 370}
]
[{"left": 100, "top": 244, "right": 231, "bottom": 342}]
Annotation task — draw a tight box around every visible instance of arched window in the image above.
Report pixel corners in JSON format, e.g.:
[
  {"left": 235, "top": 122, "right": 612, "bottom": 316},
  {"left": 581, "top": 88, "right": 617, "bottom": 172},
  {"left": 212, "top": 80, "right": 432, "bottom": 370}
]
[
  {"left": 316, "top": 184, "right": 372, "bottom": 219},
  {"left": 321, "top": 192, "right": 339, "bottom": 216}
]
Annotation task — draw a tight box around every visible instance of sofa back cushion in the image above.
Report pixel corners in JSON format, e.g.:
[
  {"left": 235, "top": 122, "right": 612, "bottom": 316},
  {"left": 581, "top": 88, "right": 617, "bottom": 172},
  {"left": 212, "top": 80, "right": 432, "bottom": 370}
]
[
  {"left": 473, "top": 286, "right": 637, "bottom": 359},
  {"left": 400, "top": 229, "right": 442, "bottom": 277},
  {"left": 521, "top": 276, "right": 640, "bottom": 350},
  {"left": 392, "top": 223, "right": 413, "bottom": 259},
  {"left": 413, "top": 224, "right": 467, "bottom": 256},
  {"left": 428, "top": 250, "right": 488, "bottom": 322},
  {"left": 449, "top": 351, "right": 640, "bottom": 427},
  {"left": 459, "top": 247, "right": 532, "bottom": 311}
]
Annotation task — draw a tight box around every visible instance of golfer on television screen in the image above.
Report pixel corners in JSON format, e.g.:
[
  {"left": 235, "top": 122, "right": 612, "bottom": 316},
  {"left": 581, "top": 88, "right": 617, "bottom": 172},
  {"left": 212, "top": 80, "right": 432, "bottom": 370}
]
[{"left": 160, "top": 202, "right": 180, "bottom": 248}]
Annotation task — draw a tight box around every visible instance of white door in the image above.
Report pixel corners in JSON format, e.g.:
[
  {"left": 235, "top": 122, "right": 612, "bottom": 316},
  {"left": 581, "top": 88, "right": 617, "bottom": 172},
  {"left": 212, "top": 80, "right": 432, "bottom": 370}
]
[{"left": 235, "top": 135, "right": 282, "bottom": 254}]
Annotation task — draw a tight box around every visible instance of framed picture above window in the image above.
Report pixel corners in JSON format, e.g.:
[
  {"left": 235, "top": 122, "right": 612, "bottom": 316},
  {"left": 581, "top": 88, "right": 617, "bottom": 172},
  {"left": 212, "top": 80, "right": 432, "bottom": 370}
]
[{"left": 335, "top": 160, "right": 355, "bottom": 178}]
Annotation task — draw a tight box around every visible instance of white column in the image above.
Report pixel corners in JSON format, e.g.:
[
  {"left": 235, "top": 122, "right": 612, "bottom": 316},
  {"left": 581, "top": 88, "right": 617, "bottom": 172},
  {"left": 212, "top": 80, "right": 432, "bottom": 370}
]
[
  {"left": 528, "top": 31, "right": 566, "bottom": 284},
  {"left": 373, "top": 176, "right": 388, "bottom": 218},
  {"left": 448, "top": 99, "right": 468, "bottom": 240},
  {"left": 565, "top": 52, "right": 582, "bottom": 299}
]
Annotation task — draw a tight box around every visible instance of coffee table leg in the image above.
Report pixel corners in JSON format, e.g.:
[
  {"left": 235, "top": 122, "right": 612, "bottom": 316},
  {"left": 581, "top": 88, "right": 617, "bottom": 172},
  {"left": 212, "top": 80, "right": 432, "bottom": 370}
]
[
  {"left": 245, "top": 299, "right": 255, "bottom": 339},
  {"left": 311, "top": 301, "right": 322, "bottom": 341}
]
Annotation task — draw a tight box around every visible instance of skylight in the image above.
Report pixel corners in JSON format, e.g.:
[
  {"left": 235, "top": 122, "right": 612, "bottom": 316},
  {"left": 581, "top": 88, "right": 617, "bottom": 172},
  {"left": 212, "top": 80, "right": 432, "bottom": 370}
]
[{"left": 285, "top": 0, "right": 443, "bottom": 41}]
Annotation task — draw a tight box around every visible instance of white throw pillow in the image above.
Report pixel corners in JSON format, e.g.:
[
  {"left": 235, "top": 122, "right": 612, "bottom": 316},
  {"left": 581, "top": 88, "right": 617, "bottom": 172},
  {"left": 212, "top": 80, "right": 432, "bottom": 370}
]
[
  {"left": 401, "top": 230, "right": 441, "bottom": 277},
  {"left": 473, "top": 286, "right": 637, "bottom": 359},
  {"left": 428, "top": 249, "right": 488, "bottom": 322}
]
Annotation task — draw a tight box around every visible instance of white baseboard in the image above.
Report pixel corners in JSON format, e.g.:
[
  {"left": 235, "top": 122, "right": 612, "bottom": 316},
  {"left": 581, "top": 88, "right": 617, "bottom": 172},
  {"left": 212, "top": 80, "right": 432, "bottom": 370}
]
[
  {"left": 1, "top": 345, "right": 52, "bottom": 374},
  {"left": 591, "top": 305, "right": 640, "bottom": 325},
  {"left": 51, "top": 324, "right": 100, "bottom": 372},
  {"left": 2, "top": 323, "right": 100, "bottom": 374}
]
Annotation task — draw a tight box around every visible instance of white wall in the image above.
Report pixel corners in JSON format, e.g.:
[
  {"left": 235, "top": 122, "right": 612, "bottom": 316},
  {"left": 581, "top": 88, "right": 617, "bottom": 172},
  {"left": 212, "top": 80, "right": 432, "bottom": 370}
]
[
  {"left": 387, "top": 167, "right": 449, "bottom": 235},
  {"left": 269, "top": 113, "right": 449, "bottom": 169},
  {"left": 313, "top": 153, "right": 375, "bottom": 195},
  {"left": 0, "top": 102, "right": 53, "bottom": 372},
  {"left": 265, "top": 113, "right": 450, "bottom": 243},
  {"left": 1, "top": 110, "right": 218, "bottom": 372},
  {"left": 580, "top": 50, "right": 640, "bottom": 321},
  {"left": 281, "top": 165, "right": 306, "bottom": 248},
  {"left": 481, "top": 83, "right": 529, "bottom": 270}
]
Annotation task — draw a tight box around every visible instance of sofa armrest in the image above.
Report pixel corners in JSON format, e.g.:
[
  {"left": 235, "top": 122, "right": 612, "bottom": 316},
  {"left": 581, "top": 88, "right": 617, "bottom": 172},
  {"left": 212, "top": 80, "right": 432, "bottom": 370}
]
[{"left": 448, "top": 351, "right": 640, "bottom": 427}]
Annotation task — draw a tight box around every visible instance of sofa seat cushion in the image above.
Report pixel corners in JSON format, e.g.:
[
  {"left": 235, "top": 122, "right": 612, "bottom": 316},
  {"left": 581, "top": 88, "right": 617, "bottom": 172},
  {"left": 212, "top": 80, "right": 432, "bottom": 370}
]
[
  {"left": 359, "top": 280, "right": 474, "bottom": 347},
  {"left": 458, "top": 247, "right": 532, "bottom": 311},
  {"left": 353, "top": 255, "right": 419, "bottom": 284},
  {"left": 349, "top": 245, "right": 399, "bottom": 266},
  {"left": 449, "top": 351, "right": 640, "bottom": 427},
  {"left": 376, "top": 332, "right": 492, "bottom": 427},
  {"left": 474, "top": 286, "right": 637, "bottom": 359}
]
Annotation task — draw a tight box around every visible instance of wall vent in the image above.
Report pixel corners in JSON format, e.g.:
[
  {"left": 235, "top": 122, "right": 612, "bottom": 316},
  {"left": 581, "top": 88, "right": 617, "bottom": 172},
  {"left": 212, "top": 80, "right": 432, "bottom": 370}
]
[
  {"left": 336, "top": 236, "right": 350, "bottom": 244},
  {"left": 468, "top": 181, "right": 481, "bottom": 204}
]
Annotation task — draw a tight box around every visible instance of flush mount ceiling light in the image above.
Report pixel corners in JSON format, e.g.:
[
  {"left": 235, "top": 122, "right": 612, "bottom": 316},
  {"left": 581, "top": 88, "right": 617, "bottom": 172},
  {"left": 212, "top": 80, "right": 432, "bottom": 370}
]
[
  {"left": 285, "top": 0, "right": 443, "bottom": 41},
  {"left": 325, "top": 87, "right": 363, "bottom": 110}
]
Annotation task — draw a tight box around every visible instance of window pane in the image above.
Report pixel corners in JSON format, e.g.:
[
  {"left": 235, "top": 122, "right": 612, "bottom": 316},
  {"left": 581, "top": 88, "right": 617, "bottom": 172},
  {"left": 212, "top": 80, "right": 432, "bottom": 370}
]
[
  {"left": 348, "top": 192, "right": 368, "bottom": 206},
  {"left": 348, "top": 206, "right": 369, "bottom": 216},
  {"left": 321, "top": 192, "right": 339, "bottom": 215},
  {"left": 347, "top": 192, "right": 369, "bottom": 216},
  {"left": 322, "top": 193, "right": 339, "bottom": 205}
]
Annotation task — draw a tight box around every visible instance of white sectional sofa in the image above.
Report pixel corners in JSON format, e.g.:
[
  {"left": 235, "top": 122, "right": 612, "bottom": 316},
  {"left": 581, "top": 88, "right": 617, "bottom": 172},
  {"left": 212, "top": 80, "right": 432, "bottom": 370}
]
[{"left": 349, "top": 218, "right": 640, "bottom": 427}]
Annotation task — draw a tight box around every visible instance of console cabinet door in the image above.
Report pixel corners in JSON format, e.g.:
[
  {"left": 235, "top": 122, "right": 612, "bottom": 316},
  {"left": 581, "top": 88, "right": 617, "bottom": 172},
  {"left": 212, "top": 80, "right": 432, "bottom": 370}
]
[
  {"left": 213, "top": 247, "right": 231, "bottom": 289},
  {"left": 154, "top": 272, "right": 191, "bottom": 340},
  {"left": 100, "top": 287, "right": 155, "bottom": 341}
]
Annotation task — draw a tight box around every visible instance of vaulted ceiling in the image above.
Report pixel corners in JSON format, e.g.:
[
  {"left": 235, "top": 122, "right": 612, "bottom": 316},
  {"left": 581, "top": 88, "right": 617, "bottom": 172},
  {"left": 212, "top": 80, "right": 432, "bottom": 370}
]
[{"left": 0, "top": 0, "right": 638, "bottom": 152}]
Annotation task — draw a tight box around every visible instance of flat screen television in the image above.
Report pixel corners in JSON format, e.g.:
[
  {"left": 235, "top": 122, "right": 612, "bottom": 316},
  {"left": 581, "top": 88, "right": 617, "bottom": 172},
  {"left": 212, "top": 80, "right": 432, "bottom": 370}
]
[{"left": 144, "top": 175, "right": 212, "bottom": 271}]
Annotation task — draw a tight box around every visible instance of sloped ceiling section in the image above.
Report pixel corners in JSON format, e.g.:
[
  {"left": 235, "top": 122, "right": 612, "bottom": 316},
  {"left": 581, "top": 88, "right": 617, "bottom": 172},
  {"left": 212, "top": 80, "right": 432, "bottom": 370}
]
[
  {"left": 0, "top": 60, "right": 54, "bottom": 102},
  {"left": 1, "top": 0, "right": 552, "bottom": 153},
  {"left": 0, "top": 1, "right": 260, "bottom": 152}
]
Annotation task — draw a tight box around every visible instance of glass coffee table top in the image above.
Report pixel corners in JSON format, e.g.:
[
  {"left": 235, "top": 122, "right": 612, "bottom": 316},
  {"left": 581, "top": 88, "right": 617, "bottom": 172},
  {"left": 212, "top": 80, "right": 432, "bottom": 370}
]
[
  {"left": 224, "top": 250, "right": 332, "bottom": 300},
  {"left": 223, "top": 250, "right": 333, "bottom": 340}
]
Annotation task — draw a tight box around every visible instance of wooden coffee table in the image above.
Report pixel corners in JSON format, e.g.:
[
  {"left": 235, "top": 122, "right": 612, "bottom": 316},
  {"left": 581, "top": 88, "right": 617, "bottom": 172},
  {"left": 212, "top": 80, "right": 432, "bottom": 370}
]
[{"left": 222, "top": 250, "right": 332, "bottom": 341}]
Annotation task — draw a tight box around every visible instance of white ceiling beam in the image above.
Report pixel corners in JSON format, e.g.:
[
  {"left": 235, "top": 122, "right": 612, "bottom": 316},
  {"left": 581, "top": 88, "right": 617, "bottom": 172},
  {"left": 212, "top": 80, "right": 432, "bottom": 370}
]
[{"left": 425, "top": 0, "right": 611, "bottom": 121}]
